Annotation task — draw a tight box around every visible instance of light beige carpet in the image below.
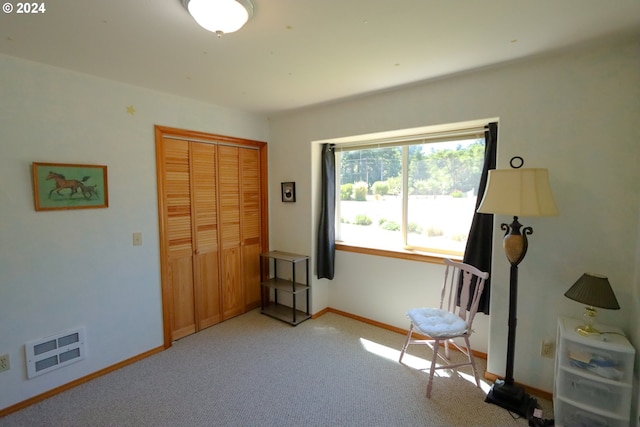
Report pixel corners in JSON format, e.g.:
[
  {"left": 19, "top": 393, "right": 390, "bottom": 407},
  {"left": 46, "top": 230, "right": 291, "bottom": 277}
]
[{"left": 0, "top": 310, "right": 552, "bottom": 426}]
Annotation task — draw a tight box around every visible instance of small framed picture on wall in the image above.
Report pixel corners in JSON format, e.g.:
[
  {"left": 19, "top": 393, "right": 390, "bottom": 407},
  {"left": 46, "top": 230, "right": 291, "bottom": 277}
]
[
  {"left": 281, "top": 182, "right": 296, "bottom": 202},
  {"left": 32, "top": 162, "right": 109, "bottom": 211}
]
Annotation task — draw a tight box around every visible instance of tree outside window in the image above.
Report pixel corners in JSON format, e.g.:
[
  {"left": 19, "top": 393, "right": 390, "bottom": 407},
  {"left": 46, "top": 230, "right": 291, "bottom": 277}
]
[{"left": 336, "top": 138, "right": 485, "bottom": 255}]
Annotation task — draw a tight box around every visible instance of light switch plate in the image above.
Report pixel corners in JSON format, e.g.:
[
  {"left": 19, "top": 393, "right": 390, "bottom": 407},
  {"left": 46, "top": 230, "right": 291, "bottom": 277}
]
[{"left": 133, "top": 232, "right": 142, "bottom": 246}]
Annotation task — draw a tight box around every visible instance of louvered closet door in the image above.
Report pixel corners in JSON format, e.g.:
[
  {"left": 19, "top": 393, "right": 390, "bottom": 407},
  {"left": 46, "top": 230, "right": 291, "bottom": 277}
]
[
  {"left": 240, "top": 148, "right": 262, "bottom": 309},
  {"left": 218, "top": 145, "right": 244, "bottom": 320},
  {"left": 162, "top": 139, "right": 196, "bottom": 341},
  {"left": 191, "top": 142, "right": 221, "bottom": 329},
  {"left": 157, "top": 125, "right": 268, "bottom": 347}
]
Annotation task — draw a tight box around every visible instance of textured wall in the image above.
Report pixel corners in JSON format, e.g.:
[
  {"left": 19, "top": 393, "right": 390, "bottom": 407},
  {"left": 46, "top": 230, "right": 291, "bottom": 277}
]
[
  {"left": 0, "top": 54, "right": 269, "bottom": 410},
  {"left": 268, "top": 35, "right": 640, "bottom": 393}
]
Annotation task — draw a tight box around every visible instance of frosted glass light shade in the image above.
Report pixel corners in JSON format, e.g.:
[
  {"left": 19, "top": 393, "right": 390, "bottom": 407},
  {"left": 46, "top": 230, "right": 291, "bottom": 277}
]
[
  {"left": 477, "top": 168, "right": 558, "bottom": 217},
  {"left": 184, "top": 0, "right": 254, "bottom": 35}
]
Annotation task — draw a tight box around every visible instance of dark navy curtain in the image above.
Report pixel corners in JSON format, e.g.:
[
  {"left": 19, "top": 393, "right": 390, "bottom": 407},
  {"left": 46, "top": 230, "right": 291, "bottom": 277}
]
[
  {"left": 462, "top": 122, "right": 497, "bottom": 314},
  {"left": 317, "top": 144, "right": 336, "bottom": 279}
]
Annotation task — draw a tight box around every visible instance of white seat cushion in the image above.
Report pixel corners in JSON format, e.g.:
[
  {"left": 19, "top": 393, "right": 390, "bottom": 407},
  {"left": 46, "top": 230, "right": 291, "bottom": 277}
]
[{"left": 407, "top": 308, "right": 468, "bottom": 337}]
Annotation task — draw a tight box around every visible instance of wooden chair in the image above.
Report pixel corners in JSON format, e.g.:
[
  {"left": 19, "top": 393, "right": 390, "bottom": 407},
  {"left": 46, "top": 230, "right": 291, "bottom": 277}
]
[{"left": 399, "top": 258, "right": 489, "bottom": 398}]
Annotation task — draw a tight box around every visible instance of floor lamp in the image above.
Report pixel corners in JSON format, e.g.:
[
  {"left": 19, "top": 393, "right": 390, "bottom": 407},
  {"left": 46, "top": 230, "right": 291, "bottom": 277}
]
[{"left": 477, "top": 157, "right": 558, "bottom": 417}]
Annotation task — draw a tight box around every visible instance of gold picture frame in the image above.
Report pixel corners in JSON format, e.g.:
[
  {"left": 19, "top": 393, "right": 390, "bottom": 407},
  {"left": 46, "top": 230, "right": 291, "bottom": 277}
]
[{"left": 32, "top": 162, "right": 109, "bottom": 211}]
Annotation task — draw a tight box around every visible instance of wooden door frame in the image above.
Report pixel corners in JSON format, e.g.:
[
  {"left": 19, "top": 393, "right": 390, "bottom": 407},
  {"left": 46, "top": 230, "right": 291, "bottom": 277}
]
[{"left": 155, "top": 125, "right": 269, "bottom": 349}]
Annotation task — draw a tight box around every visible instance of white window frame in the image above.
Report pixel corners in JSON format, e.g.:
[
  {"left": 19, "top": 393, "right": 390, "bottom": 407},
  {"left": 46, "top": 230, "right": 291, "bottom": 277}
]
[{"left": 328, "top": 119, "right": 493, "bottom": 260}]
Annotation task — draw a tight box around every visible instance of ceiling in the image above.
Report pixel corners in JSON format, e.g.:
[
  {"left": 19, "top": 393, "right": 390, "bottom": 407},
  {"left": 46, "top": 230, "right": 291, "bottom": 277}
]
[{"left": 1, "top": 1, "right": 639, "bottom": 117}]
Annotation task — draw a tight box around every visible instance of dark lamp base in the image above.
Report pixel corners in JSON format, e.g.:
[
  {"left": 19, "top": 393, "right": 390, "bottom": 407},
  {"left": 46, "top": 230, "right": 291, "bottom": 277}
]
[{"left": 485, "top": 380, "right": 537, "bottom": 418}]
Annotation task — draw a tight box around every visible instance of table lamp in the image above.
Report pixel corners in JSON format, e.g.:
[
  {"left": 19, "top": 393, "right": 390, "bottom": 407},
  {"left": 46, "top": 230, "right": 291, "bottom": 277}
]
[{"left": 564, "top": 273, "right": 620, "bottom": 336}]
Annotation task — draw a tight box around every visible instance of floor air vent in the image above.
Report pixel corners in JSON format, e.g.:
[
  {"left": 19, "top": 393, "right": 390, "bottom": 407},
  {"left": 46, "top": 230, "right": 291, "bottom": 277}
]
[{"left": 25, "top": 326, "right": 86, "bottom": 379}]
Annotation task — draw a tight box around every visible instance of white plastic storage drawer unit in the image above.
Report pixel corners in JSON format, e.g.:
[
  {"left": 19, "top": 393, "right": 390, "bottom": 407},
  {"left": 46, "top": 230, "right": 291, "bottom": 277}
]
[{"left": 554, "top": 317, "right": 635, "bottom": 427}]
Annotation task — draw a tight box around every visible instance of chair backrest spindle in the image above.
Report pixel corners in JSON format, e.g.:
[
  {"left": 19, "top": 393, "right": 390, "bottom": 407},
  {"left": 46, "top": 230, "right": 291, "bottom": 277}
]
[
  {"left": 440, "top": 259, "right": 489, "bottom": 328},
  {"left": 439, "top": 265, "right": 452, "bottom": 310}
]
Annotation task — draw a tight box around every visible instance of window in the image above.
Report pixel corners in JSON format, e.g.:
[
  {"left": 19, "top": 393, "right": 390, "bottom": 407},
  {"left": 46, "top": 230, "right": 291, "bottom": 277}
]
[{"left": 335, "top": 126, "right": 486, "bottom": 257}]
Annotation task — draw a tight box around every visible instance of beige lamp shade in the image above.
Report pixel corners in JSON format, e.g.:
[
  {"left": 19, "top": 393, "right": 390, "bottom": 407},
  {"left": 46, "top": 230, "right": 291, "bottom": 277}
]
[{"left": 477, "top": 168, "right": 559, "bottom": 217}]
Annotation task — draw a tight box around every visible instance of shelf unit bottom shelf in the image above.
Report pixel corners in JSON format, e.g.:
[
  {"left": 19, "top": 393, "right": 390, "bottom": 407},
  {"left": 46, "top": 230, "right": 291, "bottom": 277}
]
[{"left": 261, "top": 303, "right": 310, "bottom": 326}]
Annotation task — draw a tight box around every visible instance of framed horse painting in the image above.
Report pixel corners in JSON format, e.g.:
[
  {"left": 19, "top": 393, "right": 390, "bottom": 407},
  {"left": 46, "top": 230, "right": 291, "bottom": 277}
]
[{"left": 32, "top": 162, "right": 109, "bottom": 211}]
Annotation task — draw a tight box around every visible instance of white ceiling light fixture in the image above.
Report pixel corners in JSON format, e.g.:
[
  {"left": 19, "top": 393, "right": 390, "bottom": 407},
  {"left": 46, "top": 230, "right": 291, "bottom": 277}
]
[{"left": 182, "top": 0, "right": 254, "bottom": 36}]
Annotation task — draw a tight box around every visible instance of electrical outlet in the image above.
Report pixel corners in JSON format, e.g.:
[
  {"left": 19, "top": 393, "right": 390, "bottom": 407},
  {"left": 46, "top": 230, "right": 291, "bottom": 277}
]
[
  {"left": 0, "top": 354, "right": 10, "bottom": 372},
  {"left": 540, "top": 341, "right": 554, "bottom": 358}
]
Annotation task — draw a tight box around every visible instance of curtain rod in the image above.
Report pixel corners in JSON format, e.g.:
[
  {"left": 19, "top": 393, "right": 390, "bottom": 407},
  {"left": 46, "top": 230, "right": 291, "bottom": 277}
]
[{"left": 335, "top": 126, "right": 487, "bottom": 151}]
